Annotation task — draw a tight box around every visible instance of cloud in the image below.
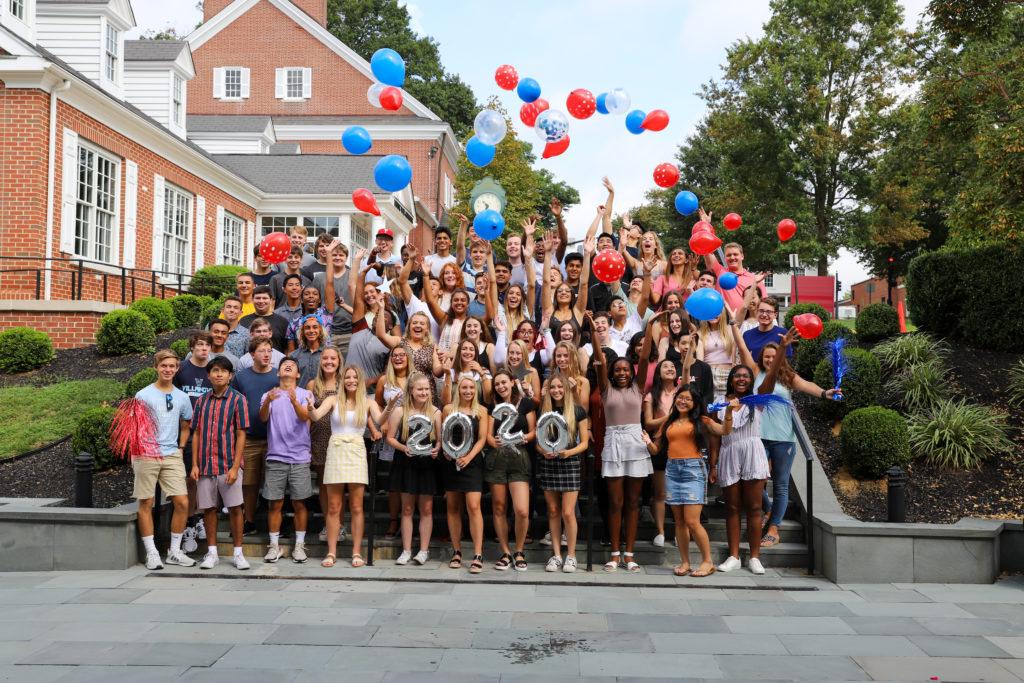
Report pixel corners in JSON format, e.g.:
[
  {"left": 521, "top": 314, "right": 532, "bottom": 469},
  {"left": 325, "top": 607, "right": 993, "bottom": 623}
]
[{"left": 398, "top": 0, "right": 426, "bottom": 37}]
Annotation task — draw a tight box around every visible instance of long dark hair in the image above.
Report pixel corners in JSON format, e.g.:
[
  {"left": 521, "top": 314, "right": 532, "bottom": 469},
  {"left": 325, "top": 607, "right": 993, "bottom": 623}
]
[
  {"left": 650, "top": 359, "right": 678, "bottom": 406},
  {"left": 725, "top": 363, "right": 755, "bottom": 398},
  {"left": 655, "top": 385, "right": 708, "bottom": 459}
]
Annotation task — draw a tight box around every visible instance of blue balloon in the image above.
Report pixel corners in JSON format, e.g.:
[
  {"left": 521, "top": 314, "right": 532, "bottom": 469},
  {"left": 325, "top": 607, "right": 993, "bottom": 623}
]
[
  {"left": 517, "top": 78, "right": 541, "bottom": 103},
  {"left": 718, "top": 272, "right": 739, "bottom": 291},
  {"left": 374, "top": 154, "right": 412, "bottom": 192},
  {"left": 341, "top": 126, "right": 372, "bottom": 155},
  {"left": 370, "top": 48, "right": 405, "bottom": 87},
  {"left": 465, "top": 136, "right": 495, "bottom": 168},
  {"left": 595, "top": 92, "right": 609, "bottom": 115},
  {"left": 685, "top": 288, "right": 725, "bottom": 321},
  {"left": 473, "top": 209, "right": 505, "bottom": 240},
  {"left": 625, "top": 109, "right": 646, "bottom": 134},
  {"left": 674, "top": 190, "right": 699, "bottom": 216}
]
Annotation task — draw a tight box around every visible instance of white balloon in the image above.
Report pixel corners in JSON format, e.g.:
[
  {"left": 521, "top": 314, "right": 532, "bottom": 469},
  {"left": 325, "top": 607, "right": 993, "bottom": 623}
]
[
  {"left": 605, "top": 87, "right": 631, "bottom": 115},
  {"left": 367, "top": 82, "right": 386, "bottom": 109},
  {"left": 534, "top": 109, "right": 569, "bottom": 143},
  {"left": 473, "top": 108, "right": 507, "bottom": 146}
]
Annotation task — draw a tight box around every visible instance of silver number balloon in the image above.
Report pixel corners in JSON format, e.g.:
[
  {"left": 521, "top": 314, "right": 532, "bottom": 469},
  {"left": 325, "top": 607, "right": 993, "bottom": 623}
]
[
  {"left": 406, "top": 413, "right": 432, "bottom": 456},
  {"left": 492, "top": 403, "right": 524, "bottom": 446},
  {"left": 441, "top": 412, "right": 473, "bottom": 460},
  {"left": 536, "top": 411, "right": 569, "bottom": 454}
]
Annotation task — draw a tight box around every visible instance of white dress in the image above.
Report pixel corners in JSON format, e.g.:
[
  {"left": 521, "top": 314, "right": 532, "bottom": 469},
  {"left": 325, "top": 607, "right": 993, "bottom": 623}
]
[{"left": 715, "top": 404, "right": 769, "bottom": 487}]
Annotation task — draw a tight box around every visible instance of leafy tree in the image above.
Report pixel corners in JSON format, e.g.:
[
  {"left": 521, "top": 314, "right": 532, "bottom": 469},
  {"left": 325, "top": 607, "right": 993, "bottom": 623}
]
[
  {"left": 532, "top": 169, "right": 580, "bottom": 230},
  {"left": 140, "top": 28, "right": 185, "bottom": 40},
  {"left": 326, "top": 0, "right": 477, "bottom": 138}
]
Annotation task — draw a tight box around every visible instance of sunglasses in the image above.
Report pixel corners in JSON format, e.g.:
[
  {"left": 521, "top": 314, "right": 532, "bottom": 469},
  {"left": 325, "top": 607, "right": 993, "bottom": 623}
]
[{"left": 165, "top": 393, "right": 174, "bottom": 412}]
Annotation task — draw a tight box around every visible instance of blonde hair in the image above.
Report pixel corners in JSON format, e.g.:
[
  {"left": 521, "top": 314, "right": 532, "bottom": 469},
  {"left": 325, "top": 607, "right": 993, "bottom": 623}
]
[
  {"left": 298, "top": 316, "right": 328, "bottom": 351},
  {"left": 503, "top": 284, "right": 529, "bottom": 332},
  {"left": 451, "top": 373, "right": 480, "bottom": 415},
  {"left": 641, "top": 230, "right": 666, "bottom": 263},
  {"left": 553, "top": 341, "right": 583, "bottom": 378},
  {"left": 385, "top": 345, "right": 409, "bottom": 389},
  {"left": 153, "top": 349, "right": 179, "bottom": 367},
  {"left": 312, "top": 346, "right": 342, "bottom": 397},
  {"left": 541, "top": 370, "right": 578, "bottom": 443},
  {"left": 338, "top": 365, "right": 368, "bottom": 427},
  {"left": 401, "top": 371, "right": 434, "bottom": 441},
  {"left": 288, "top": 225, "right": 308, "bottom": 238},
  {"left": 506, "top": 339, "right": 530, "bottom": 371},
  {"left": 403, "top": 311, "right": 435, "bottom": 345},
  {"left": 698, "top": 308, "right": 736, "bottom": 360}
]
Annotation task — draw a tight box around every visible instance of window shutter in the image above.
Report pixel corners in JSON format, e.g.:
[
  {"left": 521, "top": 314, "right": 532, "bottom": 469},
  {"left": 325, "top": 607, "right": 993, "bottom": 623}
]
[
  {"left": 213, "top": 67, "right": 224, "bottom": 98},
  {"left": 152, "top": 174, "right": 165, "bottom": 271},
  {"left": 59, "top": 128, "right": 78, "bottom": 254},
  {"left": 246, "top": 220, "right": 256, "bottom": 268},
  {"left": 215, "top": 205, "right": 225, "bottom": 263},
  {"left": 240, "top": 68, "right": 250, "bottom": 98},
  {"left": 302, "top": 68, "right": 312, "bottom": 99},
  {"left": 194, "top": 195, "right": 206, "bottom": 269},
  {"left": 123, "top": 160, "right": 138, "bottom": 268},
  {"left": 274, "top": 68, "right": 285, "bottom": 99}
]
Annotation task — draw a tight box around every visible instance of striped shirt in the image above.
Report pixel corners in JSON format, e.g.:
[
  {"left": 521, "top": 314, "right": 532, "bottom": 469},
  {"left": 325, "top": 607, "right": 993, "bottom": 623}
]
[{"left": 191, "top": 388, "right": 250, "bottom": 476}]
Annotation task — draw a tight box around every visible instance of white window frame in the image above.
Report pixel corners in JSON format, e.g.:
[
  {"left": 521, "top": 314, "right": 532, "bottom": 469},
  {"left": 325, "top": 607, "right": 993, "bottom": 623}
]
[
  {"left": 171, "top": 74, "right": 184, "bottom": 128},
  {"left": 160, "top": 183, "right": 192, "bottom": 277},
  {"left": 259, "top": 215, "right": 299, "bottom": 238},
  {"left": 223, "top": 67, "right": 242, "bottom": 99},
  {"left": 763, "top": 273, "right": 774, "bottom": 288},
  {"left": 352, "top": 221, "right": 371, "bottom": 251},
  {"left": 73, "top": 140, "right": 120, "bottom": 265},
  {"left": 221, "top": 211, "right": 245, "bottom": 266},
  {"left": 9, "top": 0, "right": 24, "bottom": 20},
  {"left": 104, "top": 23, "right": 119, "bottom": 83},
  {"left": 276, "top": 67, "right": 311, "bottom": 101},
  {"left": 285, "top": 68, "right": 304, "bottom": 99}
]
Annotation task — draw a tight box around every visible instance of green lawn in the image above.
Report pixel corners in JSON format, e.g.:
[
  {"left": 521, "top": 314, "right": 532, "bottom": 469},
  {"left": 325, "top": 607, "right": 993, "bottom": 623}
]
[
  {"left": 0, "top": 379, "right": 124, "bottom": 459},
  {"left": 833, "top": 318, "right": 918, "bottom": 332}
]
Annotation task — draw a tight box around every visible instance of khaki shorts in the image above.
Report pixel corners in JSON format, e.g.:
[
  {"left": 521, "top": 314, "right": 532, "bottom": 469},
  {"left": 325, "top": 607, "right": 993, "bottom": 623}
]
[
  {"left": 242, "top": 438, "right": 267, "bottom": 487},
  {"left": 132, "top": 451, "right": 187, "bottom": 500}
]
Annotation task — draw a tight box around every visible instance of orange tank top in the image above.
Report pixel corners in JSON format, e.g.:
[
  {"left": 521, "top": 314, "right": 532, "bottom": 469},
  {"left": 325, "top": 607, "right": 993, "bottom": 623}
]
[{"left": 666, "top": 420, "right": 700, "bottom": 460}]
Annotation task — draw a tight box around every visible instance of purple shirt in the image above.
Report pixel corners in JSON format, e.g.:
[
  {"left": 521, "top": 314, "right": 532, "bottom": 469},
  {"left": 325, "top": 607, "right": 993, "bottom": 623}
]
[{"left": 260, "top": 387, "right": 312, "bottom": 464}]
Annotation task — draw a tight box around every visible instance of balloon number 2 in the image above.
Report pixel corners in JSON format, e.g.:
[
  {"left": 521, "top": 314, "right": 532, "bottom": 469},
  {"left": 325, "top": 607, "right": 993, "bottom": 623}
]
[
  {"left": 536, "top": 411, "right": 569, "bottom": 455},
  {"left": 406, "top": 414, "right": 432, "bottom": 457},
  {"left": 442, "top": 412, "right": 473, "bottom": 466},
  {"left": 492, "top": 403, "right": 524, "bottom": 446}
]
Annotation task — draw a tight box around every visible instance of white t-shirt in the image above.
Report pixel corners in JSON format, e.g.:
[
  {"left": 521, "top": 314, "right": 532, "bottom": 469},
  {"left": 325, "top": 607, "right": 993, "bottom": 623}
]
[
  {"left": 423, "top": 253, "right": 457, "bottom": 279},
  {"left": 608, "top": 313, "right": 644, "bottom": 345},
  {"left": 582, "top": 338, "right": 628, "bottom": 360},
  {"left": 360, "top": 253, "right": 400, "bottom": 285}
]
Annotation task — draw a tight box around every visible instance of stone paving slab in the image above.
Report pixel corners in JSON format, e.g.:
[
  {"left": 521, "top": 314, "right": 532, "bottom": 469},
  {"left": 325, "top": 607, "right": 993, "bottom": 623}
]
[{"left": 854, "top": 655, "right": 1023, "bottom": 682}]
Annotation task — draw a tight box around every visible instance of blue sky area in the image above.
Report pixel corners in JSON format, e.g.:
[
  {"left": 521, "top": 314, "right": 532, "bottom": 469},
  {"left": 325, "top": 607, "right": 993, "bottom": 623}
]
[{"left": 131, "top": 0, "right": 932, "bottom": 289}]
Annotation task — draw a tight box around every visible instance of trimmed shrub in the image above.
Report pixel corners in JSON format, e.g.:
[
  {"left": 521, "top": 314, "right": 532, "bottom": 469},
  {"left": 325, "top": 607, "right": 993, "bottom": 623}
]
[
  {"left": 783, "top": 302, "right": 831, "bottom": 330},
  {"left": 96, "top": 309, "right": 156, "bottom": 356},
  {"left": 169, "top": 294, "right": 204, "bottom": 329},
  {"left": 792, "top": 320, "right": 855, "bottom": 380},
  {"left": 190, "top": 265, "right": 247, "bottom": 298},
  {"left": 872, "top": 333, "right": 947, "bottom": 372},
  {"left": 200, "top": 294, "right": 229, "bottom": 328},
  {"left": 813, "top": 347, "right": 881, "bottom": 419},
  {"left": 1009, "top": 360, "right": 1024, "bottom": 408},
  {"left": 129, "top": 297, "right": 176, "bottom": 333},
  {"left": 856, "top": 303, "right": 899, "bottom": 343},
  {"left": 70, "top": 405, "right": 119, "bottom": 472},
  {"left": 170, "top": 338, "right": 190, "bottom": 360},
  {"left": 841, "top": 406, "right": 910, "bottom": 479},
  {"left": 0, "top": 326, "right": 55, "bottom": 373},
  {"left": 908, "top": 399, "right": 1013, "bottom": 470},
  {"left": 125, "top": 367, "right": 158, "bottom": 397},
  {"left": 885, "top": 358, "right": 948, "bottom": 414}
]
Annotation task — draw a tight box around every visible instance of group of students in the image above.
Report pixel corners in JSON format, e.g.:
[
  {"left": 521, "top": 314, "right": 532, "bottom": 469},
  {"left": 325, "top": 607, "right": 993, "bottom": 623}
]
[{"left": 132, "top": 177, "right": 839, "bottom": 576}]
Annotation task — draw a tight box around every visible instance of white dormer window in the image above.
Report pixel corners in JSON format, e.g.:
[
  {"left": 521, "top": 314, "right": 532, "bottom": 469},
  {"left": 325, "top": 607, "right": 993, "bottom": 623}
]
[
  {"left": 104, "top": 24, "right": 119, "bottom": 82},
  {"left": 275, "top": 67, "right": 311, "bottom": 101},
  {"left": 172, "top": 74, "right": 184, "bottom": 127},
  {"left": 214, "top": 67, "right": 249, "bottom": 101},
  {"left": 9, "top": 0, "right": 24, "bottom": 20}
]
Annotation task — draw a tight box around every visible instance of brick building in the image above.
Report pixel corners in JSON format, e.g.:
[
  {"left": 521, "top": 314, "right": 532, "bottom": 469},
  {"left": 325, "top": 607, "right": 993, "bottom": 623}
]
[
  {"left": 0, "top": 0, "right": 458, "bottom": 347},
  {"left": 849, "top": 276, "right": 906, "bottom": 313}
]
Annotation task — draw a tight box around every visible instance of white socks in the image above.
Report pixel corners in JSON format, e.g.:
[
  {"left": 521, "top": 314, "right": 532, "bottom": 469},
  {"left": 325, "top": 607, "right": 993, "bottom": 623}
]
[
  {"left": 169, "top": 532, "right": 183, "bottom": 555},
  {"left": 233, "top": 546, "right": 244, "bottom": 557},
  {"left": 269, "top": 532, "right": 280, "bottom": 546},
  {"left": 295, "top": 531, "right": 306, "bottom": 544},
  {"left": 142, "top": 535, "right": 157, "bottom": 554}
]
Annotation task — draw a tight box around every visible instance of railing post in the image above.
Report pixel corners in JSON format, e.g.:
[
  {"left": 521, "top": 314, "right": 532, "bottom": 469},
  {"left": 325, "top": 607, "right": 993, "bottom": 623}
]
[
  {"left": 178, "top": 272, "right": 183, "bottom": 296},
  {"left": 102, "top": 273, "right": 108, "bottom": 302},
  {"left": 70, "top": 270, "right": 77, "bottom": 301},
  {"left": 121, "top": 267, "right": 127, "bottom": 306},
  {"left": 366, "top": 440, "right": 378, "bottom": 567},
  {"left": 35, "top": 270, "right": 41, "bottom": 300},
  {"left": 77, "top": 259, "right": 84, "bottom": 300},
  {"left": 74, "top": 451, "right": 94, "bottom": 508},
  {"left": 151, "top": 271, "right": 157, "bottom": 297}
]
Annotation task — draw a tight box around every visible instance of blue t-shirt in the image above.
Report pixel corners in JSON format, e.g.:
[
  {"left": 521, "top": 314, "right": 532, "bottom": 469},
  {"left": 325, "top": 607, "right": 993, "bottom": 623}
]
[
  {"left": 134, "top": 384, "right": 193, "bottom": 457},
  {"left": 231, "top": 367, "right": 280, "bottom": 440},
  {"left": 173, "top": 360, "right": 213, "bottom": 407},
  {"left": 743, "top": 325, "right": 792, "bottom": 365}
]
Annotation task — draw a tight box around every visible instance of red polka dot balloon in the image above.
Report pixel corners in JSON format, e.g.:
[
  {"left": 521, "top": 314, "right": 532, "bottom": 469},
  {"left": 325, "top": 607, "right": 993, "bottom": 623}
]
[
  {"left": 259, "top": 232, "right": 291, "bottom": 265},
  {"left": 653, "top": 163, "right": 680, "bottom": 188},
  {"left": 566, "top": 89, "right": 596, "bottom": 119},
  {"left": 520, "top": 98, "right": 549, "bottom": 127},
  {"left": 593, "top": 248, "right": 626, "bottom": 284},
  {"left": 495, "top": 64, "right": 518, "bottom": 91}
]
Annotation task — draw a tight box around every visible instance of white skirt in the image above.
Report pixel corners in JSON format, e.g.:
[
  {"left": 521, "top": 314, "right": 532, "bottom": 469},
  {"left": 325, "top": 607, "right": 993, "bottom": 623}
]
[
  {"left": 601, "top": 424, "right": 653, "bottom": 479},
  {"left": 324, "top": 434, "right": 368, "bottom": 485},
  {"left": 716, "top": 436, "right": 769, "bottom": 488}
]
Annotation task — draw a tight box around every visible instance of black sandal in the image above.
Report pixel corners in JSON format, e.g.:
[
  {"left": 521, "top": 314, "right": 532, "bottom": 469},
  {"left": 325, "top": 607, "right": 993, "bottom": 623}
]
[
  {"left": 448, "top": 550, "right": 462, "bottom": 569},
  {"left": 513, "top": 551, "right": 528, "bottom": 572},
  {"left": 469, "top": 555, "right": 484, "bottom": 574},
  {"left": 494, "top": 553, "right": 513, "bottom": 571}
]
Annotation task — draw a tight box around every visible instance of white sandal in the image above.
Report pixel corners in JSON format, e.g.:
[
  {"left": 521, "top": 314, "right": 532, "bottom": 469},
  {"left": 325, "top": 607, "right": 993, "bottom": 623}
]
[
  {"left": 624, "top": 552, "right": 640, "bottom": 572},
  {"left": 603, "top": 551, "right": 620, "bottom": 572}
]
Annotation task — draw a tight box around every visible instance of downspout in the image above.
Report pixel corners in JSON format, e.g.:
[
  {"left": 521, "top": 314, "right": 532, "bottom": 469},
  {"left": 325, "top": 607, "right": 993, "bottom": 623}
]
[
  {"left": 44, "top": 77, "right": 71, "bottom": 300},
  {"left": 435, "top": 128, "right": 447, "bottom": 220}
]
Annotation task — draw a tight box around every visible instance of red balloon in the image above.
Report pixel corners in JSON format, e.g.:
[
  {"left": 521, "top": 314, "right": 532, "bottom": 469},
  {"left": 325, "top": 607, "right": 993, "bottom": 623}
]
[
  {"left": 258, "top": 232, "right": 291, "bottom": 265},
  {"left": 653, "top": 163, "right": 680, "bottom": 188},
  {"left": 723, "top": 213, "right": 742, "bottom": 231},
  {"left": 566, "top": 88, "right": 596, "bottom": 119},
  {"left": 689, "top": 231, "right": 722, "bottom": 256},
  {"left": 495, "top": 64, "right": 518, "bottom": 90},
  {"left": 641, "top": 109, "right": 670, "bottom": 131},
  {"left": 519, "top": 98, "right": 549, "bottom": 127},
  {"left": 542, "top": 135, "right": 570, "bottom": 159},
  {"left": 777, "top": 218, "right": 797, "bottom": 242},
  {"left": 379, "top": 86, "right": 403, "bottom": 111},
  {"left": 593, "top": 248, "right": 626, "bottom": 284},
  {"left": 352, "top": 188, "right": 381, "bottom": 216},
  {"left": 691, "top": 220, "right": 715, "bottom": 236},
  {"left": 793, "top": 313, "right": 824, "bottom": 340}
]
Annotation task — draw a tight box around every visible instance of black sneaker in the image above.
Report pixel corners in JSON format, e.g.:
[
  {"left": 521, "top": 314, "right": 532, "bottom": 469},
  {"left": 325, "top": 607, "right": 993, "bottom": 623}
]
[{"left": 243, "top": 521, "right": 258, "bottom": 536}]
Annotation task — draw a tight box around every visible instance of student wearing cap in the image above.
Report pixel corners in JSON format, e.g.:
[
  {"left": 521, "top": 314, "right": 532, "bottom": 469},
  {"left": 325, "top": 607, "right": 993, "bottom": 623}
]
[{"left": 361, "top": 228, "right": 401, "bottom": 285}]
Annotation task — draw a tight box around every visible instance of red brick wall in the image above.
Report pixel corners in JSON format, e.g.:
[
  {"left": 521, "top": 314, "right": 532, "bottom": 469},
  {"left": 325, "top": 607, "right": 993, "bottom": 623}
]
[
  {"left": 205, "top": 0, "right": 327, "bottom": 26},
  {"left": 851, "top": 277, "right": 906, "bottom": 312},
  {"left": 0, "top": 311, "right": 106, "bottom": 349}
]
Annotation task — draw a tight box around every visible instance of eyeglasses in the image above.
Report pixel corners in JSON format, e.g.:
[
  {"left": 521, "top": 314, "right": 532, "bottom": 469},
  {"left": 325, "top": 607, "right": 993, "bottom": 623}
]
[
  {"left": 756, "top": 309, "right": 775, "bottom": 316},
  {"left": 165, "top": 393, "right": 174, "bottom": 412}
]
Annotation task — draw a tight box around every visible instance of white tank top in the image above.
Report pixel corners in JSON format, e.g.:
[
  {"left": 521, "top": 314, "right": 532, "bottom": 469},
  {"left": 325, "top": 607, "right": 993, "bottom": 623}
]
[{"left": 330, "top": 404, "right": 363, "bottom": 436}]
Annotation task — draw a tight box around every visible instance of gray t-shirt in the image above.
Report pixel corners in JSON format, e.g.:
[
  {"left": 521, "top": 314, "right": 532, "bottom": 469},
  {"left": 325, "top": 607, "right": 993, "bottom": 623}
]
[{"left": 313, "top": 269, "right": 352, "bottom": 335}]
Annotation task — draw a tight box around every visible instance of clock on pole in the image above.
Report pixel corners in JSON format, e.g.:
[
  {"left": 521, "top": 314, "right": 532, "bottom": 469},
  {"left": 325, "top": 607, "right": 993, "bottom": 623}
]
[{"left": 469, "top": 177, "right": 507, "bottom": 215}]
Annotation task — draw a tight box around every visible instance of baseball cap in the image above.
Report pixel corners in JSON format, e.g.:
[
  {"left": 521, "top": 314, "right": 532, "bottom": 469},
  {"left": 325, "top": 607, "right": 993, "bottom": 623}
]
[{"left": 376, "top": 228, "right": 394, "bottom": 239}]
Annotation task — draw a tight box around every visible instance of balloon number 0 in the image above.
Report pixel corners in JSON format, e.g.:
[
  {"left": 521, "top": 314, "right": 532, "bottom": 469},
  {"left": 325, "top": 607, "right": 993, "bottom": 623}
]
[
  {"left": 441, "top": 412, "right": 473, "bottom": 464},
  {"left": 492, "top": 403, "right": 524, "bottom": 446},
  {"left": 536, "top": 411, "right": 569, "bottom": 455},
  {"left": 406, "top": 414, "right": 433, "bottom": 457}
]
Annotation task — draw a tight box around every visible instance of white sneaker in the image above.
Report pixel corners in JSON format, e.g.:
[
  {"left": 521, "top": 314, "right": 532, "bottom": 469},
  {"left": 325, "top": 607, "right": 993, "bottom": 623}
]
[
  {"left": 339, "top": 526, "right": 348, "bottom": 542},
  {"left": 195, "top": 519, "right": 207, "bottom": 541},
  {"left": 717, "top": 555, "right": 742, "bottom": 573},
  {"left": 748, "top": 557, "right": 766, "bottom": 575},
  {"left": 318, "top": 528, "right": 328, "bottom": 542},
  {"left": 545, "top": 556, "right": 563, "bottom": 572},
  {"left": 653, "top": 533, "right": 665, "bottom": 548},
  {"left": 395, "top": 549, "right": 412, "bottom": 565},
  {"left": 540, "top": 531, "right": 552, "bottom": 547},
  {"left": 145, "top": 550, "right": 164, "bottom": 570},
  {"left": 166, "top": 550, "right": 196, "bottom": 567},
  {"left": 562, "top": 556, "right": 577, "bottom": 573},
  {"left": 181, "top": 527, "right": 198, "bottom": 554},
  {"left": 292, "top": 542, "right": 308, "bottom": 563},
  {"left": 199, "top": 553, "right": 219, "bottom": 570},
  {"left": 412, "top": 550, "right": 429, "bottom": 565},
  {"left": 232, "top": 554, "right": 250, "bottom": 571},
  {"left": 264, "top": 544, "right": 283, "bottom": 563}
]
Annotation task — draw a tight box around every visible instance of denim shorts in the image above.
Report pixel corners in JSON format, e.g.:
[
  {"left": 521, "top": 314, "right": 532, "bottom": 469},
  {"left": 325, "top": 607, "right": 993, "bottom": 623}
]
[{"left": 665, "top": 458, "right": 707, "bottom": 506}]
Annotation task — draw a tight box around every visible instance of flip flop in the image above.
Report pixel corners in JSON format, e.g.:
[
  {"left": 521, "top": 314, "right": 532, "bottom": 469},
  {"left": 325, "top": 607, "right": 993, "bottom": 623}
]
[
  {"left": 320, "top": 554, "right": 336, "bottom": 568},
  {"left": 351, "top": 554, "right": 365, "bottom": 568},
  {"left": 690, "top": 566, "right": 716, "bottom": 578},
  {"left": 760, "top": 534, "right": 779, "bottom": 548},
  {"left": 674, "top": 566, "right": 692, "bottom": 577}
]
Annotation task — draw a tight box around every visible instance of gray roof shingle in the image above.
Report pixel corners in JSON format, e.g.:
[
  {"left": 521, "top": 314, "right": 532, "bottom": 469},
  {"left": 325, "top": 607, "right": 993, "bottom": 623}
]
[
  {"left": 124, "top": 40, "right": 189, "bottom": 62},
  {"left": 211, "top": 154, "right": 392, "bottom": 195},
  {"left": 269, "top": 143, "right": 301, "bottom": 155},
  {"left": 187, "top": 115, "right": 273, "bottom": 134}
]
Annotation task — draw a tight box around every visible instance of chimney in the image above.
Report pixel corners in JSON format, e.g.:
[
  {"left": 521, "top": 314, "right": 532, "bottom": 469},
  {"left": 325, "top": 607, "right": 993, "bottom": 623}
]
[
  {"left": 203, "top": 0, "right": 234, "bottom": 23},
  {"left": 291, "top": 0, "right": 328, "bottom": 26}
]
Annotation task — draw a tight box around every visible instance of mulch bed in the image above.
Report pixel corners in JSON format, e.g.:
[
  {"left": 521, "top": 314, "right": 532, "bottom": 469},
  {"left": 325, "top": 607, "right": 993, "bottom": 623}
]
[{"left": 800, "top": 343, "right": 1024, "bottom": 524}]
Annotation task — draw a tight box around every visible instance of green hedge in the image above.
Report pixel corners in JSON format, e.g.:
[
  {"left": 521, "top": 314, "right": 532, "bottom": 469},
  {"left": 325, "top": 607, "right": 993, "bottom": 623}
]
[
  {"left": 170, "top": 338, "right": 190, "bottom": 360},
  {"left": 792, "top": 320, "right": 855, "bottom": 380},
  {"left": 200, "top": 294, "right": 229, "bottom": 328},
  {"left": 129, "top": 297, "right": 176, "bottom": 333},
  {"left": 70, "top": 405, "right": 119, "bottom": 472},
  {"left": 813, "top": 347, "right": 881, "bottom": 419},
  {"left": 96, "top": 310, "right": 155, "bottom": 356},
  {"left": 0, "top": 327, "right": 54, "bottom": 373},
  {"left": 783, "top": 302, "right": 831, "bottom": 330},
  {"left": 841, "top": 406, "right": 910, "bottom": 479},
  {"left": 856, "top": 303, "right": 899, "bottom": 343},
  {"left": 907, "top": 244, "right": 1024, "bottom": 352},
  {"left": 125, "top": 367, "right": 158, "bottom": 397},
  {"left": 169, "top": 294, "right": 205, "bottom": 329},
  {"left": 190, "top": 265, "right": 248, "bottom": 298}
]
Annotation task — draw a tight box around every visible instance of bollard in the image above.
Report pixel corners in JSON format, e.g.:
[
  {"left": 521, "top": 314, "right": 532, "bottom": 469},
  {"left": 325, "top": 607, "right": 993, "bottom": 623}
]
[
  {"left": 887, "top": 466, "right": 906, "bottom": 523},
  {"left": 74, "top": 451, "right": 94, "bottom": 508}
]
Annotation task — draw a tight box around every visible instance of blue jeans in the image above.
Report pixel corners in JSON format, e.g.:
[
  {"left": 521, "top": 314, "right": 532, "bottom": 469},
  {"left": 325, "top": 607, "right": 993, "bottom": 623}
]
[{"left": 761, "top": 440, "right": 796, "bottom": 529}]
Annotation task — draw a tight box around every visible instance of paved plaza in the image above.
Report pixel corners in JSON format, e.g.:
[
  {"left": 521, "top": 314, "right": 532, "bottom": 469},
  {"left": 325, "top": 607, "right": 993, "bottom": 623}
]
[{"left": 0, "top": 564, "right": 1022, "bottom": 681}]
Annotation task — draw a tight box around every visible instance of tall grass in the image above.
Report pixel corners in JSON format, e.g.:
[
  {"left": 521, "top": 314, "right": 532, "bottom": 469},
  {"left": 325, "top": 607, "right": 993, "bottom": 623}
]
[
  {"left": 908, "top": 399, "right": 1014, "bottom": 470},
  {"left": 872, "top": 333, "right": 947, "bottom": 371},
  {"left": 1009, "top": 360, "right": 1024, "bottom": 408},
  {"left": 886, "top": 358, "right": 949, "bottom": 414}
]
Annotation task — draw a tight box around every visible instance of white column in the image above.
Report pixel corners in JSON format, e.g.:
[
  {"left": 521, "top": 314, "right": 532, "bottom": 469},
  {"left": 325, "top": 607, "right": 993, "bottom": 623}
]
[{"left": 339, "top": 213, "right": 352, "bottom": 266}]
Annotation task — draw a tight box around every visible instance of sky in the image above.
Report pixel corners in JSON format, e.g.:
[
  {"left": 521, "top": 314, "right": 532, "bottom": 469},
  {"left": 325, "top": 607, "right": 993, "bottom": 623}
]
[{"left": 128, "top": 0, "right": 931, "bottom": 289}]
